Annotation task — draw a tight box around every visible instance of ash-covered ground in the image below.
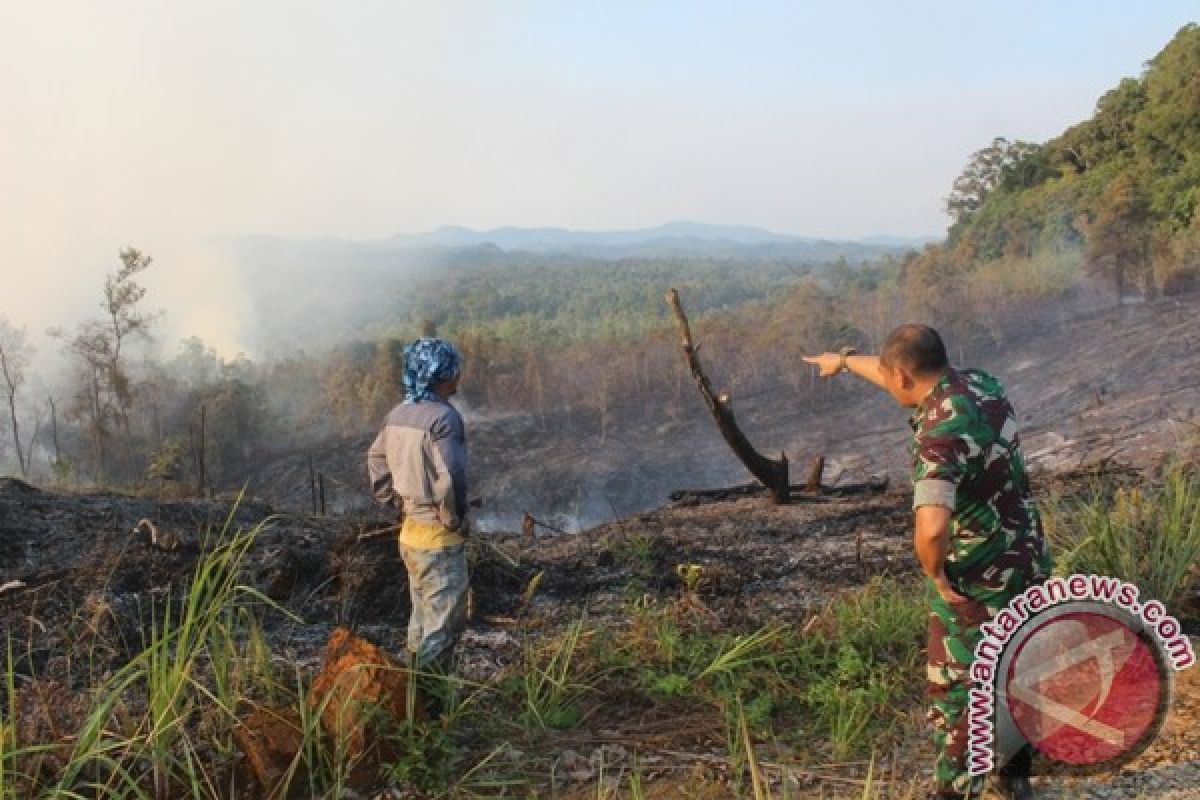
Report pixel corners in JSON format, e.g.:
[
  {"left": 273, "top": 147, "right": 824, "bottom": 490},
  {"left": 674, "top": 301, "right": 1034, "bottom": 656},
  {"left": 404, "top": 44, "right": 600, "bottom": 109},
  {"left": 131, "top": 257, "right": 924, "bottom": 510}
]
[
  {"left": 2, "top": 296, "right": 1200, "bottom": 797},
  {"left": 245, "top": 296, "right": 1200, "bottom": 535},
  {"left": 0, "top": 476, "right": 916, "bottom": 685},
  {"left": 1, "top": 464, "right": 1197, "bottom": 798}
]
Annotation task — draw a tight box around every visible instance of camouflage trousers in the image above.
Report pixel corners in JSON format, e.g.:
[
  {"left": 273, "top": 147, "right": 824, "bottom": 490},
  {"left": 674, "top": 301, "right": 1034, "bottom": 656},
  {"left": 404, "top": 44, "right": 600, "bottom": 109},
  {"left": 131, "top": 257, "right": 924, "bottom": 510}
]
[
  {"left": 926, "top": 538, "right": 1049, "bottom": 797},
  {"left": 927, "top": 585, "right": 997, "bottom": 797}
]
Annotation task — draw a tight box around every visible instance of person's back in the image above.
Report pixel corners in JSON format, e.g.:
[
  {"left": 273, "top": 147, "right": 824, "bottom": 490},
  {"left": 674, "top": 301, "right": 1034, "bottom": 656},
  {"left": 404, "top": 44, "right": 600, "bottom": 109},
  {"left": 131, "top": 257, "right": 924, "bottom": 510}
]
[
  {"left": 910, "top": 366, "right": 1049, "bottom": 589},
  {"left": 371, "top": 397, "right": 468, "bottom": 548},
  {"left": 366, "top": 336, "right": 470, "bottom": 672},
  {"left": 804, "top": 327, "right": 1051, "bottom": 799}
]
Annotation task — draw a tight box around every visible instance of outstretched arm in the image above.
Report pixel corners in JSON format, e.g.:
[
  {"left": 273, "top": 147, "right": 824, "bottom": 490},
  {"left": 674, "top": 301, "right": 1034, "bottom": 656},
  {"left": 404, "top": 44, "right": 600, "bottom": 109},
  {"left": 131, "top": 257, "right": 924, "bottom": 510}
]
[{"left": 802, "top": 352, "right": 888, "bottom": 390}]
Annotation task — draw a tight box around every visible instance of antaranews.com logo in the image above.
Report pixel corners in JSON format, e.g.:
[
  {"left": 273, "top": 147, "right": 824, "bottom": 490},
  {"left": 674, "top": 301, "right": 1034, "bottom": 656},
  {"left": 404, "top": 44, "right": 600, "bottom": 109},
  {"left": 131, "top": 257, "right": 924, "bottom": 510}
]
[{"left": 968, "top": 574, "right": 1196, "bottom": 775}]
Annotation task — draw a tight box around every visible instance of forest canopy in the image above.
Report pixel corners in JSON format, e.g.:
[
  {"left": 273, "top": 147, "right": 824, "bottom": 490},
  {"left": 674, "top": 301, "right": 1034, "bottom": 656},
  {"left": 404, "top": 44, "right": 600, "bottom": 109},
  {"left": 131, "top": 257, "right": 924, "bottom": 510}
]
[{"left": 923, "top": 23, "right": 1200, "bottom": 298}]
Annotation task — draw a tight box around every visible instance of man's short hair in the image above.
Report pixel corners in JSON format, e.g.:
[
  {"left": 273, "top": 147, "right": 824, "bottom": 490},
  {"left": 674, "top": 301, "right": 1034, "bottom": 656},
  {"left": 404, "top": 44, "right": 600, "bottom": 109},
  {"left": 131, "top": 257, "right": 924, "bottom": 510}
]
[{"left": 880, "top": 324, "right": 948, "bottom": 376}]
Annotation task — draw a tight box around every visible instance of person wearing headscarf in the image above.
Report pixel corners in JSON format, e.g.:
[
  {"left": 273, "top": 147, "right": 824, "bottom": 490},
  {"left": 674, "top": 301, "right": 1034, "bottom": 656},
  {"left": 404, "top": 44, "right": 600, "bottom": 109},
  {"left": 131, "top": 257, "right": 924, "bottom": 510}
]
[
  {"left": 367, "top": 336, "right": 470, "bottom": 673},
  {"left": 402, "top": 337, "right": 463, "bottom": 404}
]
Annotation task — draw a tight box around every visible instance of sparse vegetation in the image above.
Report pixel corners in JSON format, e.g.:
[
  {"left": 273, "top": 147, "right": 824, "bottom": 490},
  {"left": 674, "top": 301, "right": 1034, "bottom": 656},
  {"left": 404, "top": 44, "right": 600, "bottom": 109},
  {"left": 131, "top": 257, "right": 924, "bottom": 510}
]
[
  {"left": 1043, "top": 463, "right": 1200, "bottom": 610},
  {"left": 0, "top": 510, "right": 928, "bottom": 799}
]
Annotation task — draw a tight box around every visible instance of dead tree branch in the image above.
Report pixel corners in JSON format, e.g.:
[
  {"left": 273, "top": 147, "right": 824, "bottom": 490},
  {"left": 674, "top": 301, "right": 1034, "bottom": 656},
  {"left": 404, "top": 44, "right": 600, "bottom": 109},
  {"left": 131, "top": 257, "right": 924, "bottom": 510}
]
[{"left": 667, "top": 288, "right": 789, "bottom": 503}]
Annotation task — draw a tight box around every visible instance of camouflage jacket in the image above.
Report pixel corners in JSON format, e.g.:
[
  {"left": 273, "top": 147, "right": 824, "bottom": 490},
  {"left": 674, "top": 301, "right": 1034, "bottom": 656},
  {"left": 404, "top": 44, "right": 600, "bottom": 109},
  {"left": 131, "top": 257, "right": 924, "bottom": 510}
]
[{"left": 909, "top": 367, "right": 1050, "bottom": 581}]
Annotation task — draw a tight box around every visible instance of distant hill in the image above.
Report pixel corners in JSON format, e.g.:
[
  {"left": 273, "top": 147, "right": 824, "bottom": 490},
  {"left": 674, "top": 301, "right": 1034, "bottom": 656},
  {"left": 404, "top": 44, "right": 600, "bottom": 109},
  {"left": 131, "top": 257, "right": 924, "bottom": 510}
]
[
  {"left": 223, "top": 224, "right": 924, "bottom": 354},
  {"left": 918, "top": 23, "right": 1200, "bottom": 299},
  {"left": 378, "top": 220, "right": 928, "bottom": 259}
]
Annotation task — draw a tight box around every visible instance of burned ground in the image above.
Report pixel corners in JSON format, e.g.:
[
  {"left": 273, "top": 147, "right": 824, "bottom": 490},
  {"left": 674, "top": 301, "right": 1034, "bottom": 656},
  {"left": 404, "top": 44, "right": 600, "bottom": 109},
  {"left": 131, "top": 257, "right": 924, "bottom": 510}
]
[
  {"left": 0, "top": 476, "right": 914, "bottom": 682},
  {"left": 2, "top": 297, "right": 1200, "bottom": 797},
  {"left": 2, "top": 460, "right": 1196, "bottom": 797},
  {"left": 241, "top": 296, "right": 1200, "bottom": 542}
]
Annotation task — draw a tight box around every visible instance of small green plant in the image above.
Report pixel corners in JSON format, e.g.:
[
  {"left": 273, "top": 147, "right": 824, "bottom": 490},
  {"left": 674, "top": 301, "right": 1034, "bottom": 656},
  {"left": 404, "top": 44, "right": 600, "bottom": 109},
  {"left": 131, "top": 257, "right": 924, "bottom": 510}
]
[
  {"left": 613, "top": 531, "right": 655, "bottom": 574},
  {"left": 829, "top": 576, "right": 926, "bottom": 664},
  {"left": 385, "top": 716, "right": 460, "bottom": 793},
  {"left": 736, "top": 693, "right": 770, "bottom": 800},
  {"left": 134, "top": 516, "right": 272, "bottom": 798},
  {"left": 1043, "top": 465, "right": 1200, "bottom": 609},
  {"left": 626, "top": 759, "right": 647, "bottom": 800},
  {"left": 805, "top": 644, "right": 890, "bottom": 760},
  {"left": 519, "top": 616, "right": 592, "bottom": 731},
  {"left": 697, "top": 626, "right": 786, "bottom": 684},
  {"left": 646, "top": 672, "right": 690, "bottom": 697},
  {"left": 516, "top": 570, "right": 545, "bottom": 619},
  {"left": 653, "top": 616, "right": 683, "bottom": 669},
  {"left": 676, "top": 562, "right": 704, "bottom": 593},
  {"left": 144, "top": 438, "right": 185, "bottom": 495},
  {"left": 1, "top": 637, "right": 22, "bottom": 800}
]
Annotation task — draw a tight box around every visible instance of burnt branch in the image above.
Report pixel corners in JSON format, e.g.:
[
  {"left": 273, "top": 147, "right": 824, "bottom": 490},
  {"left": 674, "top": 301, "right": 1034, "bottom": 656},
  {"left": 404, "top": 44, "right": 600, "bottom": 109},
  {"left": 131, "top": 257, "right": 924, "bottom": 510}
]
[
  {"left": 668, "top": 477, "right": 888, "bottom": 506},
  {"left": 666, "top": 288, "right": 790, "bottom": 504}
]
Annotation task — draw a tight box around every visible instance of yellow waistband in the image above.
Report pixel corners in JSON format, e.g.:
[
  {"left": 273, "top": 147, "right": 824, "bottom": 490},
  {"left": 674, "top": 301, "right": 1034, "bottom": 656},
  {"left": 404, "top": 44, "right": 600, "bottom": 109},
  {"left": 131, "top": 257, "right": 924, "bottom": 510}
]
[{"left": 399, "top": 516, "right": 464, "bottom": 550}]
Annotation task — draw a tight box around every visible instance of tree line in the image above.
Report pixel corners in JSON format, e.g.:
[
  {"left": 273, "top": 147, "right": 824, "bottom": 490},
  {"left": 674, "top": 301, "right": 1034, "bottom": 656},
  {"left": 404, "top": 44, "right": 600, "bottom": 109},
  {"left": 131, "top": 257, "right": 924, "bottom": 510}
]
[
  {"left": 3, "top": 26, "right": 1198, "bottom": 491},
  {"left": 914, "top": 24, "right": 1200, "bottom": 302}
]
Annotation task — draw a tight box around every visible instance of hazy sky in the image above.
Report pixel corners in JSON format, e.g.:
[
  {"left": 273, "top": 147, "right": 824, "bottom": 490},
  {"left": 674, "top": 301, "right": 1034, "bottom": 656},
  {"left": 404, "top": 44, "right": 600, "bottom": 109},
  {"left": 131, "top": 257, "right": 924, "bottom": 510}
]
[{"left": 2, "top": 1, "right": 1196, "bottom": 358}]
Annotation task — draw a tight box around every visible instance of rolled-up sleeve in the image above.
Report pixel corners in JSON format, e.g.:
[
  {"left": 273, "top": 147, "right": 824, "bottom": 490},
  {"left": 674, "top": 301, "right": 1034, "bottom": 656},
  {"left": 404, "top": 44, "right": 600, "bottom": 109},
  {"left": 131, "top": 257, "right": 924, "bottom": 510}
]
[
  {"left": 912, "top": 396, "right": 982, "bottom": 510},
  {"left": 367, "top": 429, "right": 395, "bottom": 508},
  {"left": 913, "top": 478, "right": 958, "bottom": 509}
]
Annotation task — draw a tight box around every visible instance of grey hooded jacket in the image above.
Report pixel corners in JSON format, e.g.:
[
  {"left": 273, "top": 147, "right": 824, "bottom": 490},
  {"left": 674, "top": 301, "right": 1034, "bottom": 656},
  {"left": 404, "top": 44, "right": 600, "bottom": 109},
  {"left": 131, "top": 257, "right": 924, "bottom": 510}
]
[{"left": 367, "top": 398, "right": 468, "bottom": 530}]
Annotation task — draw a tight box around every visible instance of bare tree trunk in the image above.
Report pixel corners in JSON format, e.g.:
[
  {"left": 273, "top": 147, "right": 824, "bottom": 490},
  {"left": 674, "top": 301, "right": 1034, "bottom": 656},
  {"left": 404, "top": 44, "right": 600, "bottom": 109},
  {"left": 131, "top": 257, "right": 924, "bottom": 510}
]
[
  {"left": 89, "top": 366, "right": 105, "bottom": 483},
  {"left": 197, "top": 404, "right": 207, "bottom": 496},
  {"left": 24, "top": 409, "right": 42, "bottom": 480},
  {"left": 806, "top": 456, "right": 826, "bottom": 493},
  {"left": 48, "top": 396, "right": 61, "bottom": 467},
  {"left": 0, "top": 358, "right": 25, "bottom": 476},
  {"left": 308, "top": 451, "right": 317, "bottom": 514},
  {"left": 666, "top": 289, "right": 789, "bottom": 504},
  {"left": 4, "top": 390, "right": 24, "bottom": 476},
  {"left": 190, "top": 404, "right": 208, "bottom": 496},
  {"left": 108, "top": 308, "right": 137, "bottom": 474},
  {"left": 152, "top": 401, "right": 162, "bottom": 449}
]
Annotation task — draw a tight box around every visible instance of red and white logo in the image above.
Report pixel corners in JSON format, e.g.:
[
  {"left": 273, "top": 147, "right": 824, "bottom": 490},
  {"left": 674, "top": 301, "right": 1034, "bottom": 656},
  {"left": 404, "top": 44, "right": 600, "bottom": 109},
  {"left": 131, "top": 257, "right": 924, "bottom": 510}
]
[{"left": 1002, "top": 607, "right": 1170, "bottom": 767}]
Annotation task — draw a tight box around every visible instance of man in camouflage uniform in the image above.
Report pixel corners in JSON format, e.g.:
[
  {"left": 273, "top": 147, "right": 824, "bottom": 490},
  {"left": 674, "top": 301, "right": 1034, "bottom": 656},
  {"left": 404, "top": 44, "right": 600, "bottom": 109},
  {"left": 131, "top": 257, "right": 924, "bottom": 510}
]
[{"left": 806, "top": 325, "right": 1052, "bottom": 800}]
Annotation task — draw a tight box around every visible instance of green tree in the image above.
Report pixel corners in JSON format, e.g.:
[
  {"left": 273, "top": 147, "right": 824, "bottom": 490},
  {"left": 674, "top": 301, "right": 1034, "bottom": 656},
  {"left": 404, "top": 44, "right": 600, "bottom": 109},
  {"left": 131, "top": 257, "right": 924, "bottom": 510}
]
[
  {"left": 57, "top": 248, "right": 157, "bottom": 481},
  {"left": 946, "top": 137, "right": 1042, "bottom": 227},
  {"left": 1083, "top": 171, "right": 1151, "bottom": 300}
]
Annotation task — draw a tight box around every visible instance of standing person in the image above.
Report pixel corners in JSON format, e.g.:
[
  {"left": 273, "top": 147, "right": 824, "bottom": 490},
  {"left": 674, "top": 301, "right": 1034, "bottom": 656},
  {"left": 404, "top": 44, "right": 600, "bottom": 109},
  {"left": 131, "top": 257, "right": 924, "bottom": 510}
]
[
  {"left": 804, "top": 325, "right": 1051, "bottom": 800},
  {"left": 367, "top": 337, "right": 470, "bottom": 673}
]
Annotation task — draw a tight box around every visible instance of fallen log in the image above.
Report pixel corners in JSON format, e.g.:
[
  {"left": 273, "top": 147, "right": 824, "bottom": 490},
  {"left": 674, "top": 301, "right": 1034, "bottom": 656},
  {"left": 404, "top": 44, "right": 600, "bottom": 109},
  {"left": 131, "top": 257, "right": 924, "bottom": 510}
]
[
  {"left": 666, "top": 289, "right": 789, "bottom": 504},
  {"left": 668, "top": 477, "right": 888, "bottom": 506}
]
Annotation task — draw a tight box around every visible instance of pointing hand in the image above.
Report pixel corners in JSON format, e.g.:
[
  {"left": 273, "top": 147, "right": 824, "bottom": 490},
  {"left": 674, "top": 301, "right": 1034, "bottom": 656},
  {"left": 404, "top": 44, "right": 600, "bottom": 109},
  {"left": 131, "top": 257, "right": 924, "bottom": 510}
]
[{"left": 802, "top": 353, "right": 843, "bottom": 378}]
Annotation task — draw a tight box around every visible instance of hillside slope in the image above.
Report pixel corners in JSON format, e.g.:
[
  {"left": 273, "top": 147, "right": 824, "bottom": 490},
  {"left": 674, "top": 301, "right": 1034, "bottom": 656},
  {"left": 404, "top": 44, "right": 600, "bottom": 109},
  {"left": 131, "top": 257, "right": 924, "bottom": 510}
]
[
  {"left": 248, "top": 293, "right": 1200, "bottom": 530},
  {"left": 920, "top": 23, "right": 1200, "bottom": 297}
]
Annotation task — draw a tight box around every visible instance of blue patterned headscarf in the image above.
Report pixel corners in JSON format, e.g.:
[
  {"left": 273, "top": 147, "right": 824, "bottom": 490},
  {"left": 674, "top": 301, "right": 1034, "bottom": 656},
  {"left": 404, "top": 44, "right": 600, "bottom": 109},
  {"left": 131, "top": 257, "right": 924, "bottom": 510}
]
[{"left": 403, "top": 337, "right": 462, "bottom": 403}]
